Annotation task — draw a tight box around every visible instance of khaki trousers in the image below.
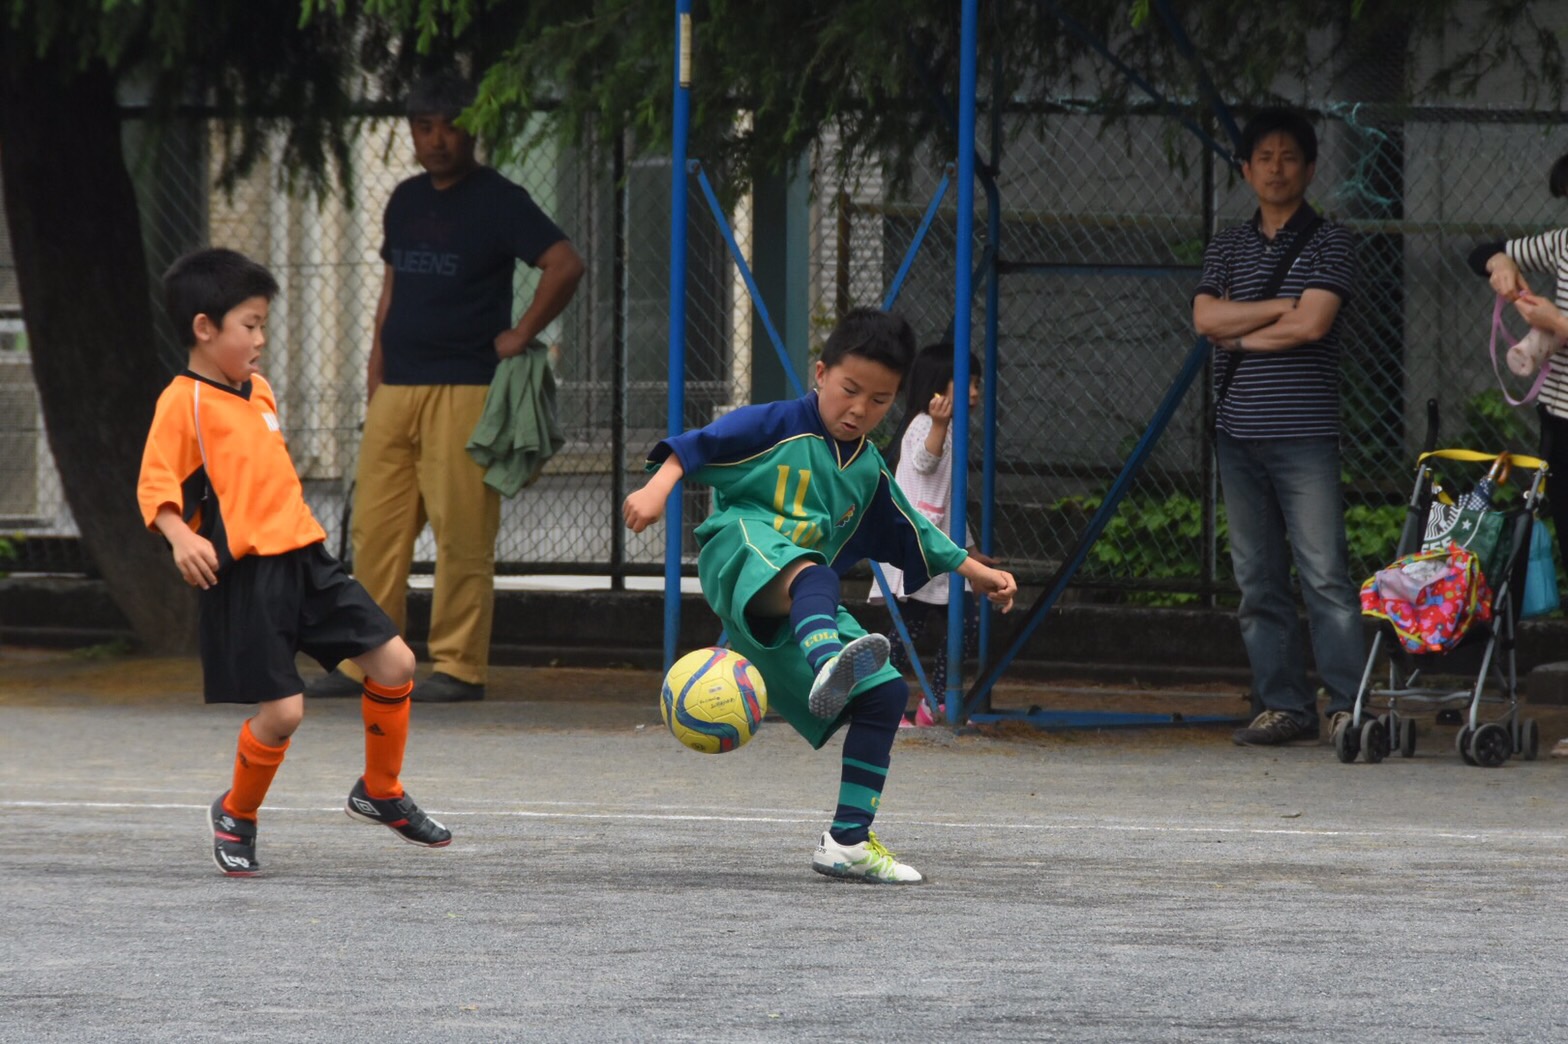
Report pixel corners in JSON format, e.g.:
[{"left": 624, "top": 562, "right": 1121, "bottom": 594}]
[{"left": 351, "top": 384, "right": 500, "bottom": 685}]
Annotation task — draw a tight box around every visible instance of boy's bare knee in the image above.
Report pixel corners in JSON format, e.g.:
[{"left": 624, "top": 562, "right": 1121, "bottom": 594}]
[
  {"left": 253, "top": 696, "right": 304, "bottom": 743},
  {"left": 357, "top": 637, "right": 416, "bottom": 687},
  {"left": 750, "top": 559, "right": 818, "bottom": 618}
]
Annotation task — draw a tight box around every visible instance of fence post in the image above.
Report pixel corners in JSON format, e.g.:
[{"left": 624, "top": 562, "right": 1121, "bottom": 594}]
[
  {"left": 664, "top": 0, "right": 693, "bottom": 671},
  {"left": 946, "top": 0, "right": 978, "bottom": 722}
]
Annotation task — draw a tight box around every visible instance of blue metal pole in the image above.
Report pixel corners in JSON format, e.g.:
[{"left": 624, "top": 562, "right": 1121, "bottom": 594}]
[
  {"left": 880, "top": 166, "right": 955, "bottom": 716},
  {"left": 962, "top": 336, "right": 1212, "bottom": 715},
  {"left": 692, "top": 163, "right": 805, "bottom": 398},
  {"left": 946, "top": 0, "right": 978, "bottom": 723},
  {"left": 1036, "top": 0, "right": 1236, "bottom": 167},
  {"left": 664, "top": 0, "right": 693, "bottom": 672},
  {"left": 979, "top": 172, "right": 1000, "bottom": 689},
  {"left": 882, "top": 168, "right": 953, "bottom": 312}
]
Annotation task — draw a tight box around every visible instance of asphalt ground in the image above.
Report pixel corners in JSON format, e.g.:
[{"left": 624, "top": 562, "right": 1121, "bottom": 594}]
[{"left": 2, "top": 647, "right": 1567, "bottom": 1043}]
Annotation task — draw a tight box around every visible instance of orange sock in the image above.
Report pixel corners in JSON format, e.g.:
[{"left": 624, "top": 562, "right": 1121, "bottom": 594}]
[
  {"left": 223, "top": 720, "right": 289, "bottom": 820},
  {"left": 361, "top": 677, "right": 413, "bottom": 799}
]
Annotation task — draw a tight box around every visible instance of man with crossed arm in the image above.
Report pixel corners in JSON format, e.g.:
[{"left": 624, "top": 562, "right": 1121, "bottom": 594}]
[{"left": 1192, "top": 107, "right": 1364, "bottom": 747}]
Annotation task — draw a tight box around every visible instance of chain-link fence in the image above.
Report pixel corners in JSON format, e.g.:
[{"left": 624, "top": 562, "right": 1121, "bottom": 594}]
[
  {"left": 813, "top": 104, "right": 1567, "bottom": 602},
  {"left": 1, "top": 97, "right": 1565, "bottom": 597}
]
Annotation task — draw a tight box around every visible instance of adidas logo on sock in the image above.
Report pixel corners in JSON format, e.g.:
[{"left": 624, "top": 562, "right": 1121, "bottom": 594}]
[{"left": 367, "top": 724, "right": 385, "bottom": 736}]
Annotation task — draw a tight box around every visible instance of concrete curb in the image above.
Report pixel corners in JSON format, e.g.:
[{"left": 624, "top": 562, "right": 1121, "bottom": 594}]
[{"left": 2, "top": 575, "right": 1563, "bottom": 700}]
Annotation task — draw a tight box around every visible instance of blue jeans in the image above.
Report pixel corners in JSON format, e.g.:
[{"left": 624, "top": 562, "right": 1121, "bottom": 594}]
[{"left": 1217, "top": 434, "right": 1366, "bottom": 724}]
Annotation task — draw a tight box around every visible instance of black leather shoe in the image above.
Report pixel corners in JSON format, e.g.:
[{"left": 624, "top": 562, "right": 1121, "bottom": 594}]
[
  {"left": 304, "top": 669, "right": 362, "bottom": 699},
  {"left": 413, "top": 672, "right": 485, "bottom": 703}
]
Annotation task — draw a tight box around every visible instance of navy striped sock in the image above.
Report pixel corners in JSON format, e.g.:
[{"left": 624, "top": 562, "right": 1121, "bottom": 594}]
[
  {"left": 829, "top": 678, "right": 907, "bottom": 845},
  {"left": 789, "top": 565, "right": 843, "bottom": 674}
]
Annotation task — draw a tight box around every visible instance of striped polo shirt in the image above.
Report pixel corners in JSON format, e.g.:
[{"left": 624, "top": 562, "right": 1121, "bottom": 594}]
[
  {"left": 1501, "top": 231, "right": 1568, "bottom": 419},
  {"left": 1194, "top": 204, "right": 1357, "bottom": 439}
]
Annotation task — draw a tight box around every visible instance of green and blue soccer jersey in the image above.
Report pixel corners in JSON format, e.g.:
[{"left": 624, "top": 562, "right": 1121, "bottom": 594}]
[{"left": 650, "top": 392, "right": 968, "bottom": 747}]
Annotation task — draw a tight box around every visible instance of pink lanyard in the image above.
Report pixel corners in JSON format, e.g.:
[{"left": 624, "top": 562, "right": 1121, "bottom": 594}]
[{"left": 1490, "top": 294, "right": 1553, "bottom": 407}]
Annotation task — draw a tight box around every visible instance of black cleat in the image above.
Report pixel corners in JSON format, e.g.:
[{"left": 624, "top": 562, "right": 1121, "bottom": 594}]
[
  {"left": 304, "top": 669, "right": 362, "bottom": 699},
  {"left": 411, "top": 672, "right": 485, "bottom": 703},
  {"left": 344, "top": 777, "right": 452, "bottom": 847},
  {"left": 209, "top": 793, "right": 260, "bottom": 877}
]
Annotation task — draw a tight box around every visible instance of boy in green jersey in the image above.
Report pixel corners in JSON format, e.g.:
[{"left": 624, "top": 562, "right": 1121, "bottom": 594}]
[{"left": 625, "top": 308, "right": 1016, "bottom": 883}]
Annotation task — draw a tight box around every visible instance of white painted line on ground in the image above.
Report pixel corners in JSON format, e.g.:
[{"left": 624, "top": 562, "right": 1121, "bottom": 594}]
[{"left": 4, "top": 798, "right": 1564, "bottom": 845}]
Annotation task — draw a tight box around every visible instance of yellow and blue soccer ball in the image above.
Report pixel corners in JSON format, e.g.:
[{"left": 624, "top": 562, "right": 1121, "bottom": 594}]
[{"left": 660, "top": 647, "right": 767, "bottom": 754}]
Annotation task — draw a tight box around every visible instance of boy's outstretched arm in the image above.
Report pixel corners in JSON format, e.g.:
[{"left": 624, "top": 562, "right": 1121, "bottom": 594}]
[
  {"left": 956, "top": 556, "right": 1017, "bottom": 614},
  {"left": 623, "top": 455, "right": 685, "bottom": 533}
]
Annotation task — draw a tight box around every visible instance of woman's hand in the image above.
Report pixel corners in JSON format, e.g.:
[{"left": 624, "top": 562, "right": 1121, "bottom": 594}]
[
  {"left": 1515, "top": 292, "right": 1568, "bottom": 339},
  {"left": 1488, "top": 253, "right": 1531, "bottom": 300}
]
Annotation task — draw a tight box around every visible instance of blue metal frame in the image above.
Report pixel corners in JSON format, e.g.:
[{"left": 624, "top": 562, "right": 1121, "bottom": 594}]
[
  {"left": 878, "top": 167, "right": 955, "bottom": 715},
  {"left": 692, "top": 163, "right": 804, "bottom": 399},
  {"left": 665, "top": 0, "right": 1242, "bottom": 732},
  {"left": 681, "top": 127, "right": 957, "bottom": 710},
  {"left": 1034, "top": 0, "right": 1239, "bottom": 168},
  {"left": 945, "top": 0, "right": 980, "bottom": 724},
  {"left": 663, "top": 0, "right": 693, "bottom": 672},
  {"left": 883, "top": 167, "right": 953, "bottom": 310},
  {"left": 962, "top": 336, "right": 1212, "bottom": 718},
  {"left": 1150, "top": 0, "right": 1243, "bottom": 152}
]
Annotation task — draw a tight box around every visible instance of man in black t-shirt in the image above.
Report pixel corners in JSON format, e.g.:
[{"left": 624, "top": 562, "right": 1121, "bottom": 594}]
[{"left": 310, "top": 72, "right": 584, "bottom": 703}]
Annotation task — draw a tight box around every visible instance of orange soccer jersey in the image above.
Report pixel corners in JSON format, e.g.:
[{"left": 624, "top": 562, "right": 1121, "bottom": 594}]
[{"left": 138, "top": 372, "right": 325, "bottom": 570}]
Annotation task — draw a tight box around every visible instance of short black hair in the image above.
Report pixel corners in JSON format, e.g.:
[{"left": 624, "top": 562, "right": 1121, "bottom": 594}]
[
  {"left": 1550, "top": 153, "right": 1568, "bottom": 198},
  {"left": 407, "top": 72, "right": 476, "bottom": 121},
  {"left": 1237, "top": 107, "right": 1318, "bottom": 166},
  {"left": 163, "top": 248, "right": 279, "bottom": 348},
  {"left": 818, "top": 307, "right": 916, "bottom": 381}
]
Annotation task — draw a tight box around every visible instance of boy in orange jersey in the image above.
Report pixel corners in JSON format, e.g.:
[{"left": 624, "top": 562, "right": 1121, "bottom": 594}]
[{"left": 138, "top": 248, "right": 451, "bottom": 876}]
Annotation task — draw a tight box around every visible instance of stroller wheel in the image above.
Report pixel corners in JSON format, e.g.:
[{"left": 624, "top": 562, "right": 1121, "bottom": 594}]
[
  {"left": 1468, "top": 723, "right": 1511, "bottom": 768},
  {"left": 1333, "top": 716, "right": 1360, "bottom": 764},
  {"left": 1398, "top": 718, "right": 1418, "bottom": 758},
  {"left": 1361, "top": 719, "right": 1389, "bottom": 764},
  {"left": 1456, "top": 726, "right": 1478, "bottom": 766},
  {"left": 1519, "top": 719, "right": 1540, "bottom": 761}
]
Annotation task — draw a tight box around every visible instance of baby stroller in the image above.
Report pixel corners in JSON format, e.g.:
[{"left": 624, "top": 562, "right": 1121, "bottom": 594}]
[{"left": 1338, "top": 410, "right": 1550, "bottom": 768}]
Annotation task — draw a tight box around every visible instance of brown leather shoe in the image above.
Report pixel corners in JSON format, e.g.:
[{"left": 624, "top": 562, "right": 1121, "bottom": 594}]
[{"left": 1231, "top": 709, "right": 1319, "bottom": 746}]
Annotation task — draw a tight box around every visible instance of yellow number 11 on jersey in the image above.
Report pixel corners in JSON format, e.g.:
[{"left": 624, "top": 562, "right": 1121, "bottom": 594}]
[{"left": 772, "top": 465, "right": 822, "bottom": 548}]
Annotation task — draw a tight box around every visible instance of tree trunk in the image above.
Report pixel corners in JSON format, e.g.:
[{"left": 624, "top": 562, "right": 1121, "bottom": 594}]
[{"left": 0, "top": 63, "right": 199, "bottom": 653}]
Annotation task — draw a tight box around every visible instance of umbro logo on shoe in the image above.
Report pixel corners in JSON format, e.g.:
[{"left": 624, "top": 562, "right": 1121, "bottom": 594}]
[
  {"left": 218, "top": 852, "right": 253, "bottom": 870},
  {"left": 344, "top": 778, "right": 452, "bottom": 847}
]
